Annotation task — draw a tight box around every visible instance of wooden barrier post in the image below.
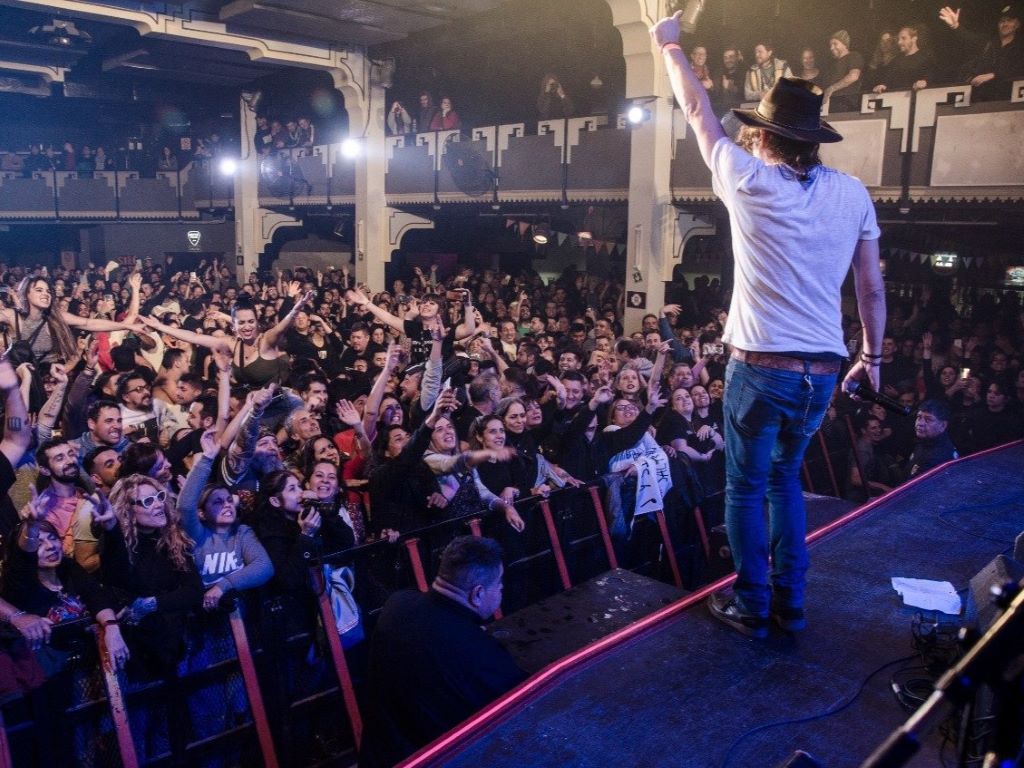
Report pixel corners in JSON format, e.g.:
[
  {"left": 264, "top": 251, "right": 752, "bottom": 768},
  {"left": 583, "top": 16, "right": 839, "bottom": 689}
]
[
  {"left": 404, "top": 538, "right": 430, "bottom": 593},
  {"left": 96, "top": 629, "right": 139, "bottom": 768},
  {"left": 654, "top": 510, "right": 683, "bottom": 588},
  {"left": 587, "top": 486, "right": 619, "bottom": 570},
  {"left": 538, "top": 500, "right": 572, "bottom": 591},
  {"left": 227, "top": 607, "right": 280, "bottom": 768},
  {"left": 313, "top": 569, "right": 364, "bottom": 750},
  {"left": 818, "top": 430, "right": 840, "bottom": 497}
]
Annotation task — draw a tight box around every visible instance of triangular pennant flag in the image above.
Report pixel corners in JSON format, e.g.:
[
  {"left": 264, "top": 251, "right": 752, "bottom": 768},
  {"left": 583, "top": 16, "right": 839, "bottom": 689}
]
[
  {"left": 505, "top": 218, "right": 515, "bottom": 229},
  {"left": 617, "top": 243, "right": 626, "bottom": 255},
  {"left": 557, "top": 232, "right": 568, "bottom": 246},
  {"left": 962, "top": 256, "right": 972, "bottom": 267},
  {"left": 518, "top": 221, "right": 530, "bottom": 236},
  {"left": 605, "top": 241, "right": 615, "bottom": 255}
]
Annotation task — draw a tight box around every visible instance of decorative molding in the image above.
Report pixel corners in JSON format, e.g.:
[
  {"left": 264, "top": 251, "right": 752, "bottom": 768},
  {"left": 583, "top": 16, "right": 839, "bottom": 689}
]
[
  {"left": 667, "top": 212, "right": 716, "bottom": 280},
  {"left": 388, "top": 209, "right": 434, "bottom": 250},
  {"left": 384, "top": 136, "right": 406, "bottom": 173},
  {"left": 259, "top": 210, "right": 301, "bottom": 247},
  {"left": 496, "top": 124, "right": 525, "bottom": 167},
  {"left": 470, "top": 126, "right": 497, "bottom": 156},
  {"left": 862, "top": 90, "right": 912, "bottom": 152},
  {"left": 1012, "top": 80, "right": 1024, "bottom": 103},
  {"left": 415, "top": 130, "right": 459, "bottom": 171},
  {"left": 911, "top": 86, "right": 972, "bottom": 152},
  {"left": 0, "top": 60, "right": 68, "bottom": 83}
]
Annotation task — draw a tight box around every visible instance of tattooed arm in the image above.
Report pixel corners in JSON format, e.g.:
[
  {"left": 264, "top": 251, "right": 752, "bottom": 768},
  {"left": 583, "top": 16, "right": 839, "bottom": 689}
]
[{"left": 0, "top": 353, "right": 31, "bottom": 467}]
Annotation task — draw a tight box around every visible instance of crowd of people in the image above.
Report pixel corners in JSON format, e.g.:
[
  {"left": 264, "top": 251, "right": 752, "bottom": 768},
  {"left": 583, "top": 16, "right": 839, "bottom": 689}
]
[
  {"left": 0, "top": 253, "right": 1020, "bottom": 760},
  {"left": 678, "top": 3, "right": 1022, "bottom": 115}
]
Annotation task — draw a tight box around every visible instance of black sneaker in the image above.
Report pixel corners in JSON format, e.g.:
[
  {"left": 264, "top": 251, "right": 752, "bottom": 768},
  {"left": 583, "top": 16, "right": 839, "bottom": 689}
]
[
  {"left": 707, "top": 590, "right": 768, "bottom": 639},
  {"left": 770, "top": 604, "right": 806, "bottom": 632}
]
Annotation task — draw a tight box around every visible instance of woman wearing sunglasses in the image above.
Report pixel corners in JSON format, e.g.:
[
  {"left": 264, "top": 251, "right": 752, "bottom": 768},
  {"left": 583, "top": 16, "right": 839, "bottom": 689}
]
[{"left": 100, "top": 474, "right": 203, "bottom": 674}]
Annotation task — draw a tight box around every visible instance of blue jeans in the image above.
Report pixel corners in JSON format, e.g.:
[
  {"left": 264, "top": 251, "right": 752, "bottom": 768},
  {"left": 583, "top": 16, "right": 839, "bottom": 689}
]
[{"left": 723, "top": 358, "right": 836, "bottom": 617}]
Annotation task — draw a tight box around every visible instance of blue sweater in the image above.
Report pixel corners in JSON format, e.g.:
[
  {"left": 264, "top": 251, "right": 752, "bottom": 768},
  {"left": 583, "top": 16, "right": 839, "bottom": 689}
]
[{"left": 179, "top": 454, "right": 274, "bottom": 591}]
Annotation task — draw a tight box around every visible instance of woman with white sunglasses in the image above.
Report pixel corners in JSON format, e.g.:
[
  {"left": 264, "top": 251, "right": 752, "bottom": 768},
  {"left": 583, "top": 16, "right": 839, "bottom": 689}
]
[{"left": 99, "top": 473, "right": 203, "bottom": 674}]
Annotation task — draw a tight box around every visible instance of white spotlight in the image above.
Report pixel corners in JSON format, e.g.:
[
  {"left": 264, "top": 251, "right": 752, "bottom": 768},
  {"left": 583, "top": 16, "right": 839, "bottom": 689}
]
[
  {"left": 219, "top": 158, "right": 238, "bottom": 176},
  {"left": 341, "top": 138, "right": 361, "bottom": 159},
  {"left": 627, "top": 106, "right": 650, "bottom": 125}
]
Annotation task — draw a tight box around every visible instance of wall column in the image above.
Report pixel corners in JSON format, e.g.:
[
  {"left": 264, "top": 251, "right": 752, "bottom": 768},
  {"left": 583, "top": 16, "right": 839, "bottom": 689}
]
[
  {"left": 234, "top": 96, "right": 300, "bottom": 279},
  {"left": 607, "top": 0, "right": 677, "bottom": 334}
]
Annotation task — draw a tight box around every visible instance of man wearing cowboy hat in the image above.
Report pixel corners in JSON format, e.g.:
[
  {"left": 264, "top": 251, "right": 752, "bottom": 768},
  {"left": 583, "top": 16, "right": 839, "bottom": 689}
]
[{"left": 651, "top": 12, "right": 886, "bottom": 638}]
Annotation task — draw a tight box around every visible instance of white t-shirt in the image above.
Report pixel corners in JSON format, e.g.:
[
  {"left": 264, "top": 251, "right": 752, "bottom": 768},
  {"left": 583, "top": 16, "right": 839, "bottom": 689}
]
[{"left": 710, "top": 137, "right": 879, "bottom": 357}]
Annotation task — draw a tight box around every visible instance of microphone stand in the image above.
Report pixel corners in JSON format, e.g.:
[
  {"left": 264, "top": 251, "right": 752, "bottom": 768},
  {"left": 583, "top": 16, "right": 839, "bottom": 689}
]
[{"left": 859, "top": 578, "right": 1024, "bottom": 768}]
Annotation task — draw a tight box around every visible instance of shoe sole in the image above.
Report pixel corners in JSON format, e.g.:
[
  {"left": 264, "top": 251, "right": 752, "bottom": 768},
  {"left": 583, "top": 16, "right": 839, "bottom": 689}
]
[{"left": 707, "top": 599, "right": 769, "bottom": 639}]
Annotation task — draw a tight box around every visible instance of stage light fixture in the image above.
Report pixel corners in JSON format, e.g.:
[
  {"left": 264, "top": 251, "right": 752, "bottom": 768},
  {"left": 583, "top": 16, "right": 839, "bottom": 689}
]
[
  {"left": 341, "top": 138, "right": 361, "bottom": 159},
  {"left": 219, "top": 158, "right": 238, "bottom": 176},
  {"left": 533, "top": 223, "right": 551, "bottom": 245},
  {"left": 627, "top": 106, "right": 650, "bottom": 125}
]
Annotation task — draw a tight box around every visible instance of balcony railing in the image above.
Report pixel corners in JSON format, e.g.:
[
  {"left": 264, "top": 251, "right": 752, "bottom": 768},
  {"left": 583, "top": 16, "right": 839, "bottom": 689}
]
[{"left": 0, "top": 82, "right": 1020, "bottom": 222}]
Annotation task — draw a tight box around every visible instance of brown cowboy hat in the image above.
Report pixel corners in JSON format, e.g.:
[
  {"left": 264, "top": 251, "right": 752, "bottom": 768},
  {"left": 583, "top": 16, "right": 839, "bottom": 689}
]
[{"left": 732, "top": 77, "right": 843, "bottom": 144}]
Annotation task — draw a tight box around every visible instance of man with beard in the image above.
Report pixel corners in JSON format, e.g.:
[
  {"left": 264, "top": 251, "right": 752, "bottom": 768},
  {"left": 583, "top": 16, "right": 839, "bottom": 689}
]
[
  {"left": 25, "top": 439, "right": 91, "bottom": 558},
  {"left": 338, "top": 322, "right": 373, "bottom": 370},
  {"left": 73, "top": 399, "right": 131, "bottom": 460},
  {"left": 222, "top": 384, "right": 284, "bottom": 492},
  {"left": 117, "top": 371, "right": 169, "bottom": 444}
]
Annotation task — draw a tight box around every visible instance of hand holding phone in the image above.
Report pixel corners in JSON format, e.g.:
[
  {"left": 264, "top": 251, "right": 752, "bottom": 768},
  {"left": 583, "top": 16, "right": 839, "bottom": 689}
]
[{"left": 298, "top": 506, "right": 321, "bottom": 536}]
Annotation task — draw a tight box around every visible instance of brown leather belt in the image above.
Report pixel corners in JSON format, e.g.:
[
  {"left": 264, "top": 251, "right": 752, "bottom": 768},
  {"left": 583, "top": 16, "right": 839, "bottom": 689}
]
[{"left": 732, "top": 348, "right": 842, "bottom": 375}]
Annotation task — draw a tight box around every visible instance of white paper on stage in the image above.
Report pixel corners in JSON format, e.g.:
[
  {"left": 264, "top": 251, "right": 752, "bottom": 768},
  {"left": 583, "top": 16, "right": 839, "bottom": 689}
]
[{"left": 891, "top": 577, "right": 962, "bottom": 615}]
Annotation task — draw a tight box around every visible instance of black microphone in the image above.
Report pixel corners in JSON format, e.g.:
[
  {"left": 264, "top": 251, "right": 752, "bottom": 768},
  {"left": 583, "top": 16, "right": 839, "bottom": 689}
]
[{"left": 844, "top": 381, "right": 911, "bottom": 416}]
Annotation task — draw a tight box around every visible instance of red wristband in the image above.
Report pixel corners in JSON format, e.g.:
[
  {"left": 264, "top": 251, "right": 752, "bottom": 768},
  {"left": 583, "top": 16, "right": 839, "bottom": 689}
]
[{"left": 660, "top": 42, "right": 682, "bottom": 53}]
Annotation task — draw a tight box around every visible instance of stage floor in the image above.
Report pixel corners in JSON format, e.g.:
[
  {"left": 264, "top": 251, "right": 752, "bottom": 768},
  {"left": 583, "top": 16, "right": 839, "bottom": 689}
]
[{"left": 434, "top": 443, "right": 1024, "bottom": 768}]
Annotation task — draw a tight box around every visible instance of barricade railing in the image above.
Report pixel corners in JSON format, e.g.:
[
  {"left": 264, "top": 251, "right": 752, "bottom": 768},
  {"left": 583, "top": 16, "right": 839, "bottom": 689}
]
[{"left": 2, "top": 477, "right": 706, "bottom": 766}]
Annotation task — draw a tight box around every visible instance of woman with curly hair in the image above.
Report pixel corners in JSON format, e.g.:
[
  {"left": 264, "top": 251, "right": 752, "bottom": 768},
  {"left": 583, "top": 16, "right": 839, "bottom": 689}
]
[{"left": 100, "top": 473, "right": 203, "bottom": 672}]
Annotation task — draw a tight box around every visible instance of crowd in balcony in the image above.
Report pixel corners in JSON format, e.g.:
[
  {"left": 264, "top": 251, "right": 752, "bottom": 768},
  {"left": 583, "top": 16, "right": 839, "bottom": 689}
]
[{"left": 0, "top": 251, "right": 1020, "bottom": 760}]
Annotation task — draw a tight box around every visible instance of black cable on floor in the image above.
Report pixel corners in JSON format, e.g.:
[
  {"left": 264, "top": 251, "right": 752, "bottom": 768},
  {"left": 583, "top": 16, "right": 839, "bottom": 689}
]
[{"left": 719, "top": 654, "right": 919, "bottom": 768}]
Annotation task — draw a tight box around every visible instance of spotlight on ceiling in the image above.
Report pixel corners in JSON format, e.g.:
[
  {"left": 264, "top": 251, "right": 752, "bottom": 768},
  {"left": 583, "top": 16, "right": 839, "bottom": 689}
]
[
  {"left": 341, "top": 138, "right": 361, "bottom": 159},
  {"left": 627, "top": 105, "right": 651, "bottom": 125},
  {"left": 29, "top": 19, "right": 92, "bottom": 47},
  {"left": 219, "top": 158, "right": 238, "bottom": 176},
  {"left": 533, "top": 222, "right": 551, "bottom": 245}
]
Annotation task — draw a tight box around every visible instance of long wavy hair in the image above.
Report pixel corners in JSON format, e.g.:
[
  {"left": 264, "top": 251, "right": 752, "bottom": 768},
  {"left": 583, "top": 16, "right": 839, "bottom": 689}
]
[
  {"left": 16, "top": 276, "right": 77, "bottom": 362},
  {"left": 109, "top": 474, "right": 194, "bottom": 572}
]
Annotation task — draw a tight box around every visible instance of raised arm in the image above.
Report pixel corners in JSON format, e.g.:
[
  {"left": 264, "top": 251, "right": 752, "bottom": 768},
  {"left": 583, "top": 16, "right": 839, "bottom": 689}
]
[
  {"left": 179, "top": 435, "right": 218, "bottom": 541},
  {"left": 63, "top": 313, "right": 140, "bottom": 334},
  {"left": 651, "top": 12, "right": 727, "bottom": 168},
  {"left": 124, "top": 272, "right": 142, "bottom": 323},
  {"left": 139, "top": 316, "right": 230, "bottom": 353},
  {"left": 336, "top": 399, "right": 372, "bottom": 459},
  {"left": 363, "top": 344, "right": 402, "bottom": 441},
  {"left": 212, "top": 347, "right": 234, "bottom": 444},
  {"left": 262, "top": 288, "right": 315, "bottom": 352},
  {"left": 36, "top": 363, "right": 69, "bottom": 441},
  {"left": 345, "top": 287, "right": 405, "bottom": 333},
  {"left": 453, "top": 291, "right": 477, "bottom": 341},
  {"left": 419, "top": 318, "right": 445, "bottom": 413}
]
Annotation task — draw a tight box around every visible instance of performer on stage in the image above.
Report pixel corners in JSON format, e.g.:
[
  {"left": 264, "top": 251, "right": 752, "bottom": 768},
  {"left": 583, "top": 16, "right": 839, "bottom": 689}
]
[{"left": 651, "top": 12, "right": 885, "bottom": 637}]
